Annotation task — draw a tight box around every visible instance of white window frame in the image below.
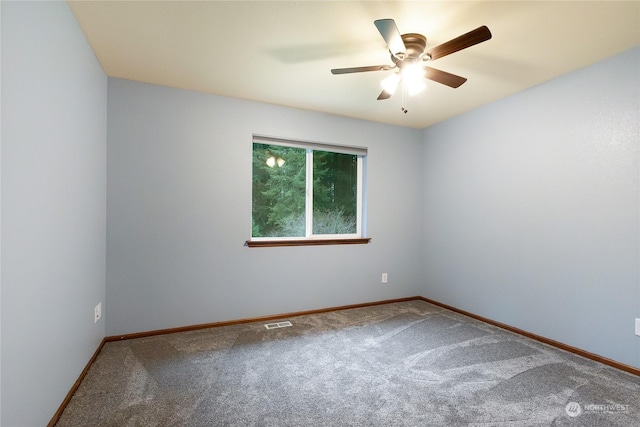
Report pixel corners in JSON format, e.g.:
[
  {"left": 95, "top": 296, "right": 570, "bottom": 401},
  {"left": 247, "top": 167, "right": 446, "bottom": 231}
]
[{"left": 250, "top": 134, "right": 367, "bottom": 244}]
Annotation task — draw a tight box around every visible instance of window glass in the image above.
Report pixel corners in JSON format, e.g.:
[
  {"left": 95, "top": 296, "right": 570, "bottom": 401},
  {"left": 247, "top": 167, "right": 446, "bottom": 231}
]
[
  {"left": 252, "top": 143, "right": 306, "bottom": 237},
  {"left": 312, "top": 150, "right": 358, "bottom": 235}
]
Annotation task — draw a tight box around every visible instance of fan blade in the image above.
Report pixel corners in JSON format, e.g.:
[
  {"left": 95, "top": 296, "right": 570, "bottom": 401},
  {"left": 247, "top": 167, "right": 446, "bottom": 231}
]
[
  {"left": 426, "top": 26, "right": 492, "bottom": 60},
  {"left": 424, "top": 67, "right": 467, "bottom": 88},
  {"left": 377, "top": 90, "right": 393, "bottom": 100},
  {"left": 374, "top": 19, "right": 406, "bottom": 58},
  {"left": 331, "top": 65, "right": 393, "bottom": 75}
]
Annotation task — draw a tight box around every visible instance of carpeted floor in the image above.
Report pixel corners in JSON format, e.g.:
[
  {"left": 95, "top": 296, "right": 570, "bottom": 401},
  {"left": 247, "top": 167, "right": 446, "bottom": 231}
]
[{"left": 57, "top": 300, "right": 640, "bottom": 426}]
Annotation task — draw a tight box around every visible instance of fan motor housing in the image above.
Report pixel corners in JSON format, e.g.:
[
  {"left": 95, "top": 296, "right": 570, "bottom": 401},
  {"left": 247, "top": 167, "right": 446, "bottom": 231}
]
[{"left": 392, "top": 33, "right": 427, "bottom": 63}]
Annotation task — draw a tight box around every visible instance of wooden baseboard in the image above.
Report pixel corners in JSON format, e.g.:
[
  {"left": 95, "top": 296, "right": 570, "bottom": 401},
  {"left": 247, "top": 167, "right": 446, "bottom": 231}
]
[
  {"left": 104, "top": 296, "right": 421, "bottom": 342},
  {"left": 48, "top": 338, "right": 107, "bottom": 427},
  {"left": 416, "top": 296, "right": 640, "bottom": 377},
  {"left": 49, "top": 295, "right": 639, "bottom": 425}
]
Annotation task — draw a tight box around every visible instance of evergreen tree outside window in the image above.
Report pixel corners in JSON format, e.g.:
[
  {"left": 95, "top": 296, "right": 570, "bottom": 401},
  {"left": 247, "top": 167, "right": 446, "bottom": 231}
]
[{"left": 251, "top": 135, "right": 366, "bottom": 241}]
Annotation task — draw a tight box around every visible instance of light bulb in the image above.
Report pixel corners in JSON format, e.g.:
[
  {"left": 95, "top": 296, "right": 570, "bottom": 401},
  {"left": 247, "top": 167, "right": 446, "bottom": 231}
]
[
  {"left": 402, "top": 62, "right": 424, "bottom": 81},
  {"left": 402, "top": 62, "right": 426, "bottom": 96},
  {"left": 380, "top": 73, "right": 401, "bottom": 95},
  {"left": 266, "top": 156, "right": 276, "bottom": 167},
  {"left": 276, "top": 158, "right": 285, "bottom": 167}
]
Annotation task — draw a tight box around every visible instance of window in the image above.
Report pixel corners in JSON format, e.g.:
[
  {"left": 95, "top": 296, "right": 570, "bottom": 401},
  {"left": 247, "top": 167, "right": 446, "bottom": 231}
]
[{"left": 248, "top": 135, "right": 369, "bottom": 247}]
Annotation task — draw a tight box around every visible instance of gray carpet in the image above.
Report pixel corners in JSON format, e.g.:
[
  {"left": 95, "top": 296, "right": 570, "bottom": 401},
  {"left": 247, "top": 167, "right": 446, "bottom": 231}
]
[{"left": 57, "top": 300, "right": 640, "bottom": 426}]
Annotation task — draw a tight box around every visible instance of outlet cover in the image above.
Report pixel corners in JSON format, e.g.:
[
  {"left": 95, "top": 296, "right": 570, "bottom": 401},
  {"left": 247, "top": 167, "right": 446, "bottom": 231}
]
[
  {"left": 636, "top": 318, "right": 640, "bottom": 337},
  {"left": 381, "top": 273, "right": 388, "bottom": 284},
  {"left": 95, "top": 302, "right": 102, "bottom": 323}
]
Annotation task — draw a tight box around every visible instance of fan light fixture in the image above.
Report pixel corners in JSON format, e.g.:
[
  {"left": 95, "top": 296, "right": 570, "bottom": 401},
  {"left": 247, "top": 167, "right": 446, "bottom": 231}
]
[
  {"left": 380, "top": 62, "right": 426, "bottom": 97},
  {"left": 402, "top": 62, "right": 426, "bottom": 96},
  {"left": 407, "top": 80, "right": 426, "bottom": 96},
  {"left": 380, "top": 73, "right": 401, "bottom": 95}
]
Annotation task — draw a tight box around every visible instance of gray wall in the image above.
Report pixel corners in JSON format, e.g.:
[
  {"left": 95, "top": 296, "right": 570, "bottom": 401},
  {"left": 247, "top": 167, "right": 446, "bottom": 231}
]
[
  {"left": 106, "top": 78, "right": 425, "bottom": 336},
  {"left": 421, "top": 47, "right": 639, "bottom": 368},
  {"left": 1, "top": 2, "right": 107, "bottom": 425}
]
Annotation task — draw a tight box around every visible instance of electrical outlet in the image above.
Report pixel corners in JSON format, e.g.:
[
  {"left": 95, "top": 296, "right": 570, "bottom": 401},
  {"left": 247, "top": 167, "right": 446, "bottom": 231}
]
[
  {"left": 94, "top": 302, "right": 102, "bottom": 323},
  {"left": 635, "top": 318, "right": 640, "bottom": 337},
  {"left": 381, "top": 273, "right": 388, "bottom": 284}
]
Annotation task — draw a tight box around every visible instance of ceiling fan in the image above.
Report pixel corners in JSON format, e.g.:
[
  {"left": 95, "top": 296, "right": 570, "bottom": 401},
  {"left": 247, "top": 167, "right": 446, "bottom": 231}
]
[{"left": 331, "top": 19, "right": 492, "bottom": 104}]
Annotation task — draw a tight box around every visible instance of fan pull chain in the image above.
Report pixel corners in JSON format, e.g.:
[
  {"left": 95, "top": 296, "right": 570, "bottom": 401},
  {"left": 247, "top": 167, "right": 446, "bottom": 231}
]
[{"left": 401, "top": 80, "right": 408, "bottom": 114}]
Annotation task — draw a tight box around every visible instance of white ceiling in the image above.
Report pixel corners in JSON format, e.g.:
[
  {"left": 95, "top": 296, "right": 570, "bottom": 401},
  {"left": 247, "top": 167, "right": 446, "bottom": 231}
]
[{"left": 68, "top": 1, "right": 639, "bottom": 129}]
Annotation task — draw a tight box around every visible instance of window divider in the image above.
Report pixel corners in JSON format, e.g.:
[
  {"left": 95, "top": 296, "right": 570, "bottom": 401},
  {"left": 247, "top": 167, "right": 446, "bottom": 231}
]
[{"left": 305, "top": 149, "right": 313, "bottom": 238}]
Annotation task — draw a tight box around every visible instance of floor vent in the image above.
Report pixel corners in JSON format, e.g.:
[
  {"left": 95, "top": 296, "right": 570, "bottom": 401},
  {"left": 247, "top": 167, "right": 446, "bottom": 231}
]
[{"left": 264, "top": 321, "right": 293, "bottom": 330}]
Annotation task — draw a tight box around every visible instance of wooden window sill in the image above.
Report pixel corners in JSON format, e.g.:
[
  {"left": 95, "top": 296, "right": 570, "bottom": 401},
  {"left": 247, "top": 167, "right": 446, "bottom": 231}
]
[{"left": 245, "top": 238, "right": 371, "bottom": 248}]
